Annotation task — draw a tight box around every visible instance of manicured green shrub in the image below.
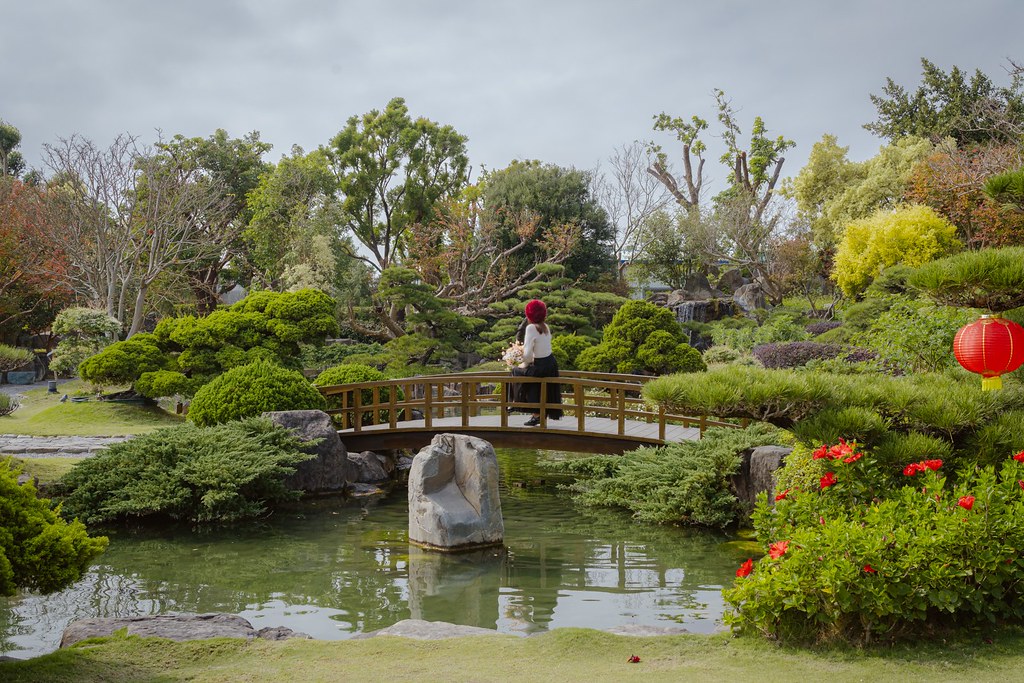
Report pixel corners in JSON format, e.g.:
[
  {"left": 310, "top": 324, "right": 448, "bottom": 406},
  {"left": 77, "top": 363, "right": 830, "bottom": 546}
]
[
  {"left": 725, "top": 444, "right": 1024, "bottom": 643},
  {"left": 643, "top": 365, "right": 1024, "bottom": 463},
  {"left": 58, "top": 419, "right": 313, "bottom": 524},
  {"left": 554, "top": 424, "right": 784, "bottom": 527},
  {"left": 135, "top": 370, "right": 198, "bottom": 399},
  {"left": 78, "top": 333, "right": 170, "bottom": 387},
  {"left": 188, "top": 361, "right": 326, "bottom": 427},
  {"left": 0, "top": 461, "right": 108, "bottom": 596},
  {"left": 0, "top": 344, "right": 34, "bottom": 373},
  {"left": 575, "top": 300, "right": 702, "bottom": 375},
  {"left": 551, "top": 334, "right": 594, "bottom": 371},
  {"left": 909, "top": 246, "right": 1024, "bottom": 312}
]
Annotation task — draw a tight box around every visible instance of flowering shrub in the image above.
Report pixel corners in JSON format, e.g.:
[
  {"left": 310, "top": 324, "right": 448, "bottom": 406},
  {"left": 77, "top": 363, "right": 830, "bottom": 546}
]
[{"left": 725, "top": 442, "right": 1024, "bottom": 643}]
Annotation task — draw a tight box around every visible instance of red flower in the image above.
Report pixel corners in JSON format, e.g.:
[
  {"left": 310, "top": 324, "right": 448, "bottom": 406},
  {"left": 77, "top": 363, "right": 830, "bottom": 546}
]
[
  {"left": 1018, "top": 480, "right": 1024, "bottom": 490},
  {"left": 863, "top": 564, "right": 876, "bottom": 573},
  {"left": 775, "top": 489, "right": 790, "bottom": 501},
  {"left": 1014, "top": 450, "right": 1024, "bottom": 462},
  {"left": 904, "top": 460, "right": 942, "bottom": 476},
  {"left": 820, "top": 472, "right": 837, "bottom": 489},
  {"left": 768, "top": 540, "right": 789, "bottom": 559},
  {"left": 812, "top": 444, "right": 829, "bottom": 460},
  {"left": 958, "top": 495, "right": 976, "bottom": 510},
  {"left": 819, "top": 516, "right": 826, "bottom": 526},
  {"left": 843, "top": 451, "right": 864, "bottom": 464},
  {"left": 628, "top": 655, "right": 641, "bottom": 663},
  {"left": 736, "top": 558, "right": 753, "bottom": 577}
]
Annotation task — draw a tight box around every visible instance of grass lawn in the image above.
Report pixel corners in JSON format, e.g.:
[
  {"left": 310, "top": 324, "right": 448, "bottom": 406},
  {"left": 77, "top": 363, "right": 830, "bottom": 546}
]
[
  {"left": 6, "top": 456, "right": 86, "bottom": 482},
  {"left": 2, "top": 628, "right": 1023, "bottom": 683},
  {"left": 0, "top": 383, "right": 181, "bottom": 436}
]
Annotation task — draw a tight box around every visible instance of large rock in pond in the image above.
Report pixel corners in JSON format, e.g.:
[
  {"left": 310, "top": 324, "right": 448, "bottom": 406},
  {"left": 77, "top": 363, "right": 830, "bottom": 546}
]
[
  {"left": 262, "top": 410, "right": 352, "bottom": 493},
  {"left": 60, "top": 613, "right": 310, "bottom": 647},
  {"left": 408, "top": 434, "right": 504, "bottom": 551}
]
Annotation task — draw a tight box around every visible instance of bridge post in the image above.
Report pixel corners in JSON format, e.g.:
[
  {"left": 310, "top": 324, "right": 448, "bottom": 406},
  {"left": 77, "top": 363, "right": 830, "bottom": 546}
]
[
  {"left": 353, "top": 388, "right": 362, "bottom": 433},
  {"left": 424, "top": 382, "right": 432, "bottom": 429},
  {"left": 659, "top": 404, "right": 666, "bottom": 441},
  {"left": 389, "top": 385, "right": 397, "bottom": 429},
  {"left": 575, "top": 382, "right": 585, "bottom": 432},
  {"left": 461, "top": 380, "right": 470, "bottom": 428}
]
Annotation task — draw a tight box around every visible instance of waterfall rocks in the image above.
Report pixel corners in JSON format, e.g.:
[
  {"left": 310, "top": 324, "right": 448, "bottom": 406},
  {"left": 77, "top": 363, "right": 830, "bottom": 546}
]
[{"left": 408, "top": 433, "right": 504, "bottom": 551}]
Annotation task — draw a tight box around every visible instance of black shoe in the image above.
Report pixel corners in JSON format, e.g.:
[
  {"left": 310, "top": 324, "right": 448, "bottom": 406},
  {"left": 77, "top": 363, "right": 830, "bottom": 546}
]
[{"left": 524, "top": 416, "right": 540, "bottom": 426}]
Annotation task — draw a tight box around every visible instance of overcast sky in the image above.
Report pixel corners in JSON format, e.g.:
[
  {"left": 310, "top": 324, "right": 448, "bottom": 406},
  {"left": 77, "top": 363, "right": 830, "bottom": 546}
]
[{"left": 4, "top": 1, "right": 1022, "bottom": 193}]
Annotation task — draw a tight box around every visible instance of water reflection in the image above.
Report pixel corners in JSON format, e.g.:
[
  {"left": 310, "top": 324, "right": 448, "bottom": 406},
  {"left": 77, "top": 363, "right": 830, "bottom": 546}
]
[{"left": 0, "top": 449, "right": 743, "bottom": 657}]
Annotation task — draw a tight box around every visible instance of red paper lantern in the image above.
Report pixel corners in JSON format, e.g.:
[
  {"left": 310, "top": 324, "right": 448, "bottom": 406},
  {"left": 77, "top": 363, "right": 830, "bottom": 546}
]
[{"left": 953, "top": 315, "right": 1024, "bottom": 390}]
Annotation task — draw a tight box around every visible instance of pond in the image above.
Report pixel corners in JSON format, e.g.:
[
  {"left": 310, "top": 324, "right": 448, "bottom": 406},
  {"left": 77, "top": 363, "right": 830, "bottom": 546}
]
[{"left": 0, "top": 449, "right": 751, "bottom": 658}]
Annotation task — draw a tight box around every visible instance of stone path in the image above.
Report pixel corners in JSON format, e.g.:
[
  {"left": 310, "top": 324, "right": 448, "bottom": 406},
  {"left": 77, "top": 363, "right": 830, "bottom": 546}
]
[{"left": 0, "top": 434, "right": 132, "bottom": 458}]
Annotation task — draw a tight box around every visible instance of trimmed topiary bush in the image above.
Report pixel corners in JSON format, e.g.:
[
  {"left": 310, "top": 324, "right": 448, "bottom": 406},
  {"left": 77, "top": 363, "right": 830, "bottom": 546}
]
[
  {"left": 78, "top": 333, "right": 170, "bottom": 387},
  {"left": 551, "top": 334, "right": 594, "bottom": 371},
  {"left": 575, "top": 300, "right": 703, "bottom": 375},
  {"left": 135, "top": 370, "right": 199, "bottom": 399},
  {"left": 58, "top": 419, "right": 313, "bottom": 524},
  {"left": 188, "top": 361, "right": 326, "bottom": 427}
]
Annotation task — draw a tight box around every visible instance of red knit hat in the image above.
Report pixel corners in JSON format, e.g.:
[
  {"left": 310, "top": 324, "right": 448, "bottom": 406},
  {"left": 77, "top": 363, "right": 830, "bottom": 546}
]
[{"left": 525, "top": 299, "right": 547, "bottom": 324}]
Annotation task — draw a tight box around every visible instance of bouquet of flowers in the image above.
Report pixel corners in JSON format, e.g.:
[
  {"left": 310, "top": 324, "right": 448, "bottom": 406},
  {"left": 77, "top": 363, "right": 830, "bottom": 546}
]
[{"left": 501, "top": 341, "right": 525, "bottom": 368}]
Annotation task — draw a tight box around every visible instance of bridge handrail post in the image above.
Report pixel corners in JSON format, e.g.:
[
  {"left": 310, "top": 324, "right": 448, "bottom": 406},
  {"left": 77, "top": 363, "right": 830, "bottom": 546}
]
[
  {"left": 659, "top": 404, "right": 666, "bottom": 441},
  {"left": 353, "top": 388, "right": 362, "bottom": 433},
  {"left": 389, "top": 385, "right": 397, "bottom": 429},
  {"left": 424, "top": 380, "right": 433, "bottom": 429},
  {"left": 461, "top": 379, "right": 470, "bottom": 427},
  {"left": 575, "top": 381, "right": 584, "bottom": 433},
  {"left": 617, "top": 387, "right": 625, "bottom": 436}
]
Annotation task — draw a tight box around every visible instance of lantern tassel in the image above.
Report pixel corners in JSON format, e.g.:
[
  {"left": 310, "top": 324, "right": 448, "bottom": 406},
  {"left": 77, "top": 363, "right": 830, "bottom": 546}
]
[{"left": 982, "top": 376, "right": 1003, "bottom": 391}]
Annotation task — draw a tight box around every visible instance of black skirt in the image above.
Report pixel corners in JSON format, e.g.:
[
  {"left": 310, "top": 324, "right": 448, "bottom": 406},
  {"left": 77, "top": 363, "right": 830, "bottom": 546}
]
[{"left": 510, "top": 354, "right": 563, "bottom": 419}]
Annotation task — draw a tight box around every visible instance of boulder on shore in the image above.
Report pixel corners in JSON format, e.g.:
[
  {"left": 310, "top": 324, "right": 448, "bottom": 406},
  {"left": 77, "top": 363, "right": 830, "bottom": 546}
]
[
  {"left": 262, "top": 410, "right": 352, "bottom": 493},
  {"left": 60, "top": 613, "right": 310, "bottom": 647}
]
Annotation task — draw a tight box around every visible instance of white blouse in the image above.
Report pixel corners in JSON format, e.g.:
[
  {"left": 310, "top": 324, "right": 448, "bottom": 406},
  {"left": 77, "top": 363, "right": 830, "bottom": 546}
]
[{"left": 522, "top": 324, "right": 552, "bottom": 364}]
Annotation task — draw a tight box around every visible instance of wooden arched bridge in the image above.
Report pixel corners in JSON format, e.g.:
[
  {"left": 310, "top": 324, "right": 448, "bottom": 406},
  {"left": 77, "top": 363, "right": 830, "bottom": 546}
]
[{"left": 317, "top": 371, "right": 745, "bottom": 455}]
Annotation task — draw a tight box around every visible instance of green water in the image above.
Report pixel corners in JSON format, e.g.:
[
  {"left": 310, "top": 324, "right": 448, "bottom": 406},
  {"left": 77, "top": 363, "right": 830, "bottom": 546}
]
[{"left": 0, "top": 450, "right": 751, "bottom": 658}]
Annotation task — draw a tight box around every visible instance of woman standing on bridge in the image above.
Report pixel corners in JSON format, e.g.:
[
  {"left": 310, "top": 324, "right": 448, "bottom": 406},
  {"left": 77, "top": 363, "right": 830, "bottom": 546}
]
[{"left": 512, "top": 299, "right": 563, "bottom": 426}]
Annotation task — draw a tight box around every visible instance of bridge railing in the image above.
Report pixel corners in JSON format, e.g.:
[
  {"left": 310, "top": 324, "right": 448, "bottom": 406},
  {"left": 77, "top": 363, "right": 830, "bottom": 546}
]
[{"left": 317, "top": 371, "right": 745, "bottom": 441}]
